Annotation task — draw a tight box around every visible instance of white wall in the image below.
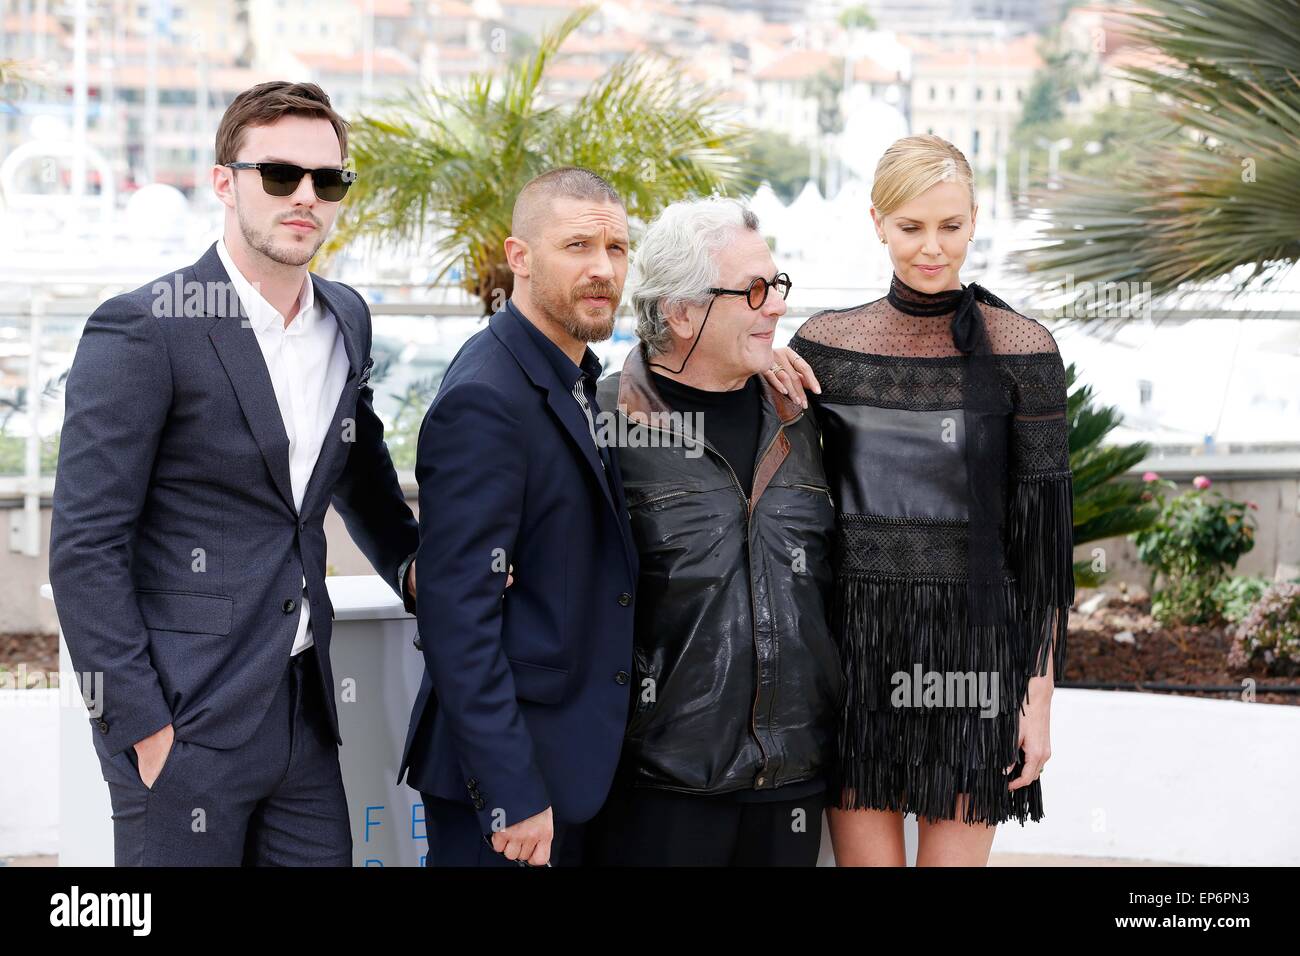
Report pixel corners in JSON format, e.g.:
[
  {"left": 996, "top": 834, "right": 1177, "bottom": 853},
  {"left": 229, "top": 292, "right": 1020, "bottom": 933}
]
[{"left": 0, "top": 689, "right": 59, "bottom": 857}]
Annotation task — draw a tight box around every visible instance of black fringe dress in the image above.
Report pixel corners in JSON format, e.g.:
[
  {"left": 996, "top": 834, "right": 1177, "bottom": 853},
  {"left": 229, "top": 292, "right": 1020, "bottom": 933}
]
[{"left": 788, "top": 274, "right": 1074, "bottom": 826}]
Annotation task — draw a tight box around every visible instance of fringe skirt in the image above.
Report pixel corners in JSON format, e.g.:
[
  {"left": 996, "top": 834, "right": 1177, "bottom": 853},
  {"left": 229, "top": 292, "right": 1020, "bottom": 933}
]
[{"left": 829, "top": 573, "right": 1066, "bottom": 826}]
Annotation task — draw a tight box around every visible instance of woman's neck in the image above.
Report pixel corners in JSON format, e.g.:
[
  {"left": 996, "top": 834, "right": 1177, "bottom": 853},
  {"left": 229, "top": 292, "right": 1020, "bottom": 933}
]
[{"left": 887, "top": 272, "right": 965, "bottom": 316}]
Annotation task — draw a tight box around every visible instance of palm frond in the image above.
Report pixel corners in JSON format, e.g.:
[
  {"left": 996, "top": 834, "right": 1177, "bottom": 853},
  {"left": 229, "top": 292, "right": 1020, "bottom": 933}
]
[
  {"left": 317, "top": 4, "right": 751, "bottom": 313},
  {"left": 1061, "top": 361, "right": 1159, "bottom": 583},
  {"left": 1023, "top": 0, "right": 1300, "bottom": 315}
]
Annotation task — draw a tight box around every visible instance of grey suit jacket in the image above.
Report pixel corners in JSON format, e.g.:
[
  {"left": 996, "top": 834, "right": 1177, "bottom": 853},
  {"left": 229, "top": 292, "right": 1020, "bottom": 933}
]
[{"left": 49, "top": 241, "right": 418, "bottom": 757}]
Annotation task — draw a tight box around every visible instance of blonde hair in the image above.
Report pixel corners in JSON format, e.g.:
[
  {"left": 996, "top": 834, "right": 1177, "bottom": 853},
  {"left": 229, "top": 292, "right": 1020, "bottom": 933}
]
[{"left": 871, "top": 134, "right": 974, "bottom": 215}]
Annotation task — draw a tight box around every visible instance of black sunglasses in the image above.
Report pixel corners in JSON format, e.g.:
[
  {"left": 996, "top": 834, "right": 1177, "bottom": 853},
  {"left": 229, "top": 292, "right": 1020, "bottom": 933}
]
[
  {"left": 223, "top": 162, "right": 358, "bottom": 202},
  {"left": 707, "top": 272, "right": 792, "bottom": 310}
]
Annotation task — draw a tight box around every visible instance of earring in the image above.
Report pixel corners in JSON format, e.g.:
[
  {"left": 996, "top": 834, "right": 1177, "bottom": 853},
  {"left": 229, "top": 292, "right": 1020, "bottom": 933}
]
[{"left": 879, "top": 237, "right": 886, "bottom": 244}]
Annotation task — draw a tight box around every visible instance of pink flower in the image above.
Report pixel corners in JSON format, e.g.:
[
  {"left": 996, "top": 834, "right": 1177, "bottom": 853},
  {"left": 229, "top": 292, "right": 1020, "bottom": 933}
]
[
  {"left": 1142, "top": 471, "right": 1160, "bottom": 482},
  {"left": 1193, "top": 475, "right": 1212, "bottom": 490}
]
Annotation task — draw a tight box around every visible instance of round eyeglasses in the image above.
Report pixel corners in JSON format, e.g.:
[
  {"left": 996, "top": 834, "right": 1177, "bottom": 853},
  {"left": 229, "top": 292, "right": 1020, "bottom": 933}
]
[{"left": 706, "top": 272, "right": 792, "bottom": 310}]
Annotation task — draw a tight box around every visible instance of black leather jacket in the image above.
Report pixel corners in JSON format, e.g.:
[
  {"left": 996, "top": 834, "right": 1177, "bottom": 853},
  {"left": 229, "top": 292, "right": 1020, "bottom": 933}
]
[{"left": 596, "top": 345, "right": 845, "bottom": 797}]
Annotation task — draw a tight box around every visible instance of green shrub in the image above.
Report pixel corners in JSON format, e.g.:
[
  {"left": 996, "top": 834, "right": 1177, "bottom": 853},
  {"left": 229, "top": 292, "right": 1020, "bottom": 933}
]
[
  {"left": 1212, "top": 576, "right": 1272, "bottom": 624},
  {"left": 1133, "top": 474, "right": 1257, "bottom": 625}
]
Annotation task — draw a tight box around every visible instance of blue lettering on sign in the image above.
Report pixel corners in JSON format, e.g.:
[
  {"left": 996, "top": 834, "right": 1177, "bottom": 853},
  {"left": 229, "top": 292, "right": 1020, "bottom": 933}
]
[{"left": 365, "top": 805, "right": 384, "bottom": 842}]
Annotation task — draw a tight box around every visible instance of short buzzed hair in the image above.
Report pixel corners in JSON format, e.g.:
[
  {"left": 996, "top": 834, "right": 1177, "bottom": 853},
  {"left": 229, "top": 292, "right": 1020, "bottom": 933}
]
[{"left": 511, "top": 166, "right": 624, "bottom": 241}]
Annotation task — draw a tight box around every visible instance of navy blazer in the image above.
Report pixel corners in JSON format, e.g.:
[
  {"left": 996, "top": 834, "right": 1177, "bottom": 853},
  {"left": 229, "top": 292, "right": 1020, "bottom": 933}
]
[
  {"left": 49, "top": 242, "right": 419, "bottom": 758},
  {"left": 398, "top": 305, "right": 638, "bottom": 832}
]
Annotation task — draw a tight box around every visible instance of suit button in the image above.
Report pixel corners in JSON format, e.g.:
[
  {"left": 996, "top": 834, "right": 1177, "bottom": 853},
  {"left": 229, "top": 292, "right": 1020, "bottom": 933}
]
[
  {"left": 413, "top": 634, "right": 423, "bottom": 651},
  {"left": 96, "top": 719, "right": 109, "bottom": 734},
  {"left": 299, "top": 521, "right": 306, "bottom": 532},
  {"left": 615, "top": 671, "right": 629, "bottom": 685},
  {"left": 618, "top": 592, "right": 631, "bottom": 606},
  {"left": 283, "top": 598, "right": 297, "bottom": 614}
]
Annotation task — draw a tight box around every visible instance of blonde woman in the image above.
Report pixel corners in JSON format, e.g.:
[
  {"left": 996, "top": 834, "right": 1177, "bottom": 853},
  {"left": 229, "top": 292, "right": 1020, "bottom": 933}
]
[{"left": 765, "top": 134, "right": 1074, "bottom": 865}]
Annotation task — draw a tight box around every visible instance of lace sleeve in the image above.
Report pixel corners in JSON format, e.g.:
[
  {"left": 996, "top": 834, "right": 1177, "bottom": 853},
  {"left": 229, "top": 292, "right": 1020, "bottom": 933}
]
[{"left": 998, "top": 315, "right": 1074, "bottom": 681}]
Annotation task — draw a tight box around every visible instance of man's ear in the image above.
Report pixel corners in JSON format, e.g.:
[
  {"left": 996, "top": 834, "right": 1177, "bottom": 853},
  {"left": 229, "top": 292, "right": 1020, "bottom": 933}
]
[
  {"left": 663, "top": 301, "right": 695, "bottom": 341},
  {"left": 504, "top": 236, "right": 531, "bottom": 278},
  {"left": 212, "top": 164, "right": 236, "bottom": 210}
]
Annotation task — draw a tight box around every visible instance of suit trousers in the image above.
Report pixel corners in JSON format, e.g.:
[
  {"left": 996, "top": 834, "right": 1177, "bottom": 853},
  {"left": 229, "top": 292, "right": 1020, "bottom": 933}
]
[{"left": 89, "top": 645, "right": 351, "bottom": 866}]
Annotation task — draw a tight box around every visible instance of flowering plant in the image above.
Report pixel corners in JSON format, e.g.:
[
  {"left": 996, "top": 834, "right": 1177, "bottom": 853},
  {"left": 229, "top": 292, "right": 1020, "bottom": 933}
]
[
  {"left": 1228, "top": 583, "right": 1300, "bottom": 675},
  {"left": 1133, "top": 474, "right": 1257, "bottom": 625}
]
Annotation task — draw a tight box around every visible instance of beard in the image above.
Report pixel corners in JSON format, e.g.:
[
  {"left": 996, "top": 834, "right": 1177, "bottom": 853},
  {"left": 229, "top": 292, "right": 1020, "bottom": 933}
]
[
  {"left": 530, "top": 264, "right": 620, "bottom": 343},
  {"left": 235, "top": 192, "right": 324, "bottom": 268}
]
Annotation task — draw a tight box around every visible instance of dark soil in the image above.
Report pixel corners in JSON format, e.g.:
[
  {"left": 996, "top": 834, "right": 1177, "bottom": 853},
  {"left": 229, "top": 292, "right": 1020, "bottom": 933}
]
[
  {"left": 0, "top": 632, "right": 59, "bottom": 686},
  {"left": 7, "top": 603, "right": 1295, "bottom": 706},
  {"left": 1063, "top": 585, "right": 1298, "bottom": 706}
]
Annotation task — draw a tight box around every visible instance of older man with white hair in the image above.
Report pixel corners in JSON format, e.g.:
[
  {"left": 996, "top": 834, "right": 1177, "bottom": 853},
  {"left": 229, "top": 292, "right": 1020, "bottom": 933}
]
[{"left": 588, "top": 197, "right": 845, "bottom": 866}]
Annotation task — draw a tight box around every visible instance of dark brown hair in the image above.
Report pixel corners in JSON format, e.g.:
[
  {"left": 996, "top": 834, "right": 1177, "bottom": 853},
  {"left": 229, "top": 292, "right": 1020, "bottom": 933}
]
[{"left": 215, "top": 81, "right": 349, "bottom": 166}]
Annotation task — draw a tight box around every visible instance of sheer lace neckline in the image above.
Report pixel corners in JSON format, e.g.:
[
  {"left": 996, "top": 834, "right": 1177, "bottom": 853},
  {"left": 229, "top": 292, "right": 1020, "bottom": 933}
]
[
  {"left": 793, "top": 277, "right": 1061, "bottom": 359},
  {"left": 887, "top": 273, "right": 965, "bottom": 317}
]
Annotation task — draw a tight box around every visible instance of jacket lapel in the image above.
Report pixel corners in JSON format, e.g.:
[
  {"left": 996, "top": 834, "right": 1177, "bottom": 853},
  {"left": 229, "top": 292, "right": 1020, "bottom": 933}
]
[
  {"left": 490, "top": 309, "right": 617, "bottom": 517},
  {"left": 600, "top": 417, "right": 638, "bottom": 578},
  {"left": 489, "top": 308, "right": 639, "bottom": 577},
  {"left": 298, "top": 276, "right": 364, "bottom": 516},
  {"left": 617, "top": 342, "right": 803, "bottom": 514},
  {"left": 749, "top": 383, "right": 796, "bottom": 515},
  {"left": 198, "top": 243, "right": 298, "bottom": 516},
  {"left": 544, "top": 388, "right": 617, "bottom": 515}
]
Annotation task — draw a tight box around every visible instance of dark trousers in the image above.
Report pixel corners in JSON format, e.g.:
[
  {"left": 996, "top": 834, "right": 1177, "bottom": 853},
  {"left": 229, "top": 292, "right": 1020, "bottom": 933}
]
[
  {"left": 419, "top": 794, "right": 589, "bottom": 867},
  {"left": 89, "top": 645, "right": 351, "bottom": 866},
  {"left": 586, "top": 784, "right": 827, "bottom": 866}
]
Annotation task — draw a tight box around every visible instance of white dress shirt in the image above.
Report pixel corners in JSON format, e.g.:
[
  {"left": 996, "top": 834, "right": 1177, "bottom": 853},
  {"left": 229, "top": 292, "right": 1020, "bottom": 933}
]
[{"left": 217, "top": 237, "right": 351, "bottom": 656}]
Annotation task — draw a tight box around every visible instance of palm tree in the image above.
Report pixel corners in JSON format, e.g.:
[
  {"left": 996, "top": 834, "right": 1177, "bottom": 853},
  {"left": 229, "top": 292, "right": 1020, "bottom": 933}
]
[
  {"left": 1024, "top": 0, "right": 1300, "bottom": 314},
  {"left": 319, "top": 6, "right": 751, "bottom": 314},
  {"left": 1066, "top": 362, "right": 1158, "bottom": 586}
]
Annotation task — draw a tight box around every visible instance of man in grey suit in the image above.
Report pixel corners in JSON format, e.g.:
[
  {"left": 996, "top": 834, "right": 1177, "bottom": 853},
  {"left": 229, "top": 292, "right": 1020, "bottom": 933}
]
[{"left": 48, "top": 81, "right": 418, "bottom": 866}]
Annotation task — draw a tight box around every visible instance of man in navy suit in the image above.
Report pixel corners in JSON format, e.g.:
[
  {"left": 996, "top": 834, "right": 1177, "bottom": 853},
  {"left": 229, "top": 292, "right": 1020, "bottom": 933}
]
[
  {"left": 49, "top": 82, "right": 418, "bottom": 865},
  {"left": 398, "top": 168, "right": 639, "bottom": 867}
]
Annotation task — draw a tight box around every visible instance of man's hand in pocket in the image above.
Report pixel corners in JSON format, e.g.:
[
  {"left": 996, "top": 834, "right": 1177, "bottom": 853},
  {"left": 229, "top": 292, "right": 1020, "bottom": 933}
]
[{"left": 133, "top": 723, "right": 175, "bottom": 789}]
